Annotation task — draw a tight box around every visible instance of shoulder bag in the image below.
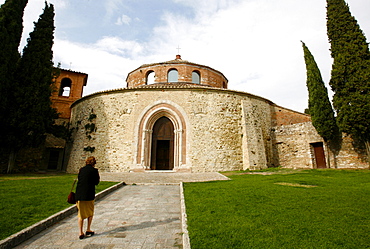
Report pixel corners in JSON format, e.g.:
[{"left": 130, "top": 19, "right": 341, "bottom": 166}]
[{"left": 67, "top": 179, "right": 77, "bottom": 204}]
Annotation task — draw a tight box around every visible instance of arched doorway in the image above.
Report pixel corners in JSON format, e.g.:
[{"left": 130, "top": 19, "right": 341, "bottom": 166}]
[
  {"left": 136, "top": 102, "right": 187, "bottom": 171},
  {"left": 151, "top": 117, "right": 174, "bottom": 170}
]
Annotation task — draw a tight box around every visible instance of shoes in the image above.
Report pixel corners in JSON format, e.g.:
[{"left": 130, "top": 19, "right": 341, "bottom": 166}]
[{"left": 79, "top": 231, "right": 94, "bottom": 239}]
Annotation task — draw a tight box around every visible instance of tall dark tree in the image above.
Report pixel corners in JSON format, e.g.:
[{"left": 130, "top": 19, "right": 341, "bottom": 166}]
[
  {"left": 302, "top": 41, "right": 338, "bottom": 142},
  {"left": 7, "top": 2, "right": 58, "bottom": 172},
  {"left": 0, "top": 0, "right": 28, "bottom": 147},
  {"left": 302, "top": 42, "right": 340, "bottom": 168},
  {"left": 16, "top": 2, "right": 57, "bottom": 146},
  {"left": 327, "top": 0, "right": 370, "bottom": 164}
]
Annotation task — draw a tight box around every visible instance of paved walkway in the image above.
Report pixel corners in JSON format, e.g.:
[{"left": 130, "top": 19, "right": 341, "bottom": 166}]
[
  {"left": 12, "top": 172, "right": 229, "bottom": 249},
  {"left": 100, "top": 172, "right": 230, "bottom": 184}
]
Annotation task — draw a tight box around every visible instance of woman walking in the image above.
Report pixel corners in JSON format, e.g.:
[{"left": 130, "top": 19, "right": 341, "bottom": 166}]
[{"left": 75, "top": 156, "right": 100, "bottom": 239}]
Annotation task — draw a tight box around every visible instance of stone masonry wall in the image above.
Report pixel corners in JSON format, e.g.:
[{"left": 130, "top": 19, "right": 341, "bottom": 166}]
[
  {"left": 274, "top": 122, "right": 323, "bottom": 169},
  {"left": 67, "top": 86, "right": 368, "bottom": 173},
  {"left": 330, "top": 134, "right": 368, "bottom": 169},
  {"left": 68, "top": 91, "right": 139, "bottom": 173},
  {"left": 274, "top": 122, "right": 368, "bottom": 169},
  {"left": 67, "top": 87, "right": 274, "bottom": 173},
  {"left": 241, "top": 99, "right": 277, "bottom": 170},
  {"left": 186, "top": 90, "right": 244, "bottom": 172}
]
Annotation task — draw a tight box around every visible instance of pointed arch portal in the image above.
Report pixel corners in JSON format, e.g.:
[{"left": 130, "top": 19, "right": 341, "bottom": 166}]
[{"left": 136, "top": 103, "right": 187, "bottom": 171}]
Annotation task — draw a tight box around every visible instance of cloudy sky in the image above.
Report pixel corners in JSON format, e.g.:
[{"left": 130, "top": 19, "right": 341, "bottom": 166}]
[{"left": 2, "top": 0, "right": 370, "bottom": 112}]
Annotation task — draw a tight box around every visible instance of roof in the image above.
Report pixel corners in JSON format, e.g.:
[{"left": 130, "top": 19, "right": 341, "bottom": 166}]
[
  {"left": 58, "top": 68, "right": 88, "bottom": 86},
  {"left": 72, "top": 82, "right": 274, "bottom": 108},
  {"left": 45, "top": 134, "right": 66, "bottom": 148},
  {"left": 60, "top": 68, "right": 88, "bottom": 76},
  {"left": 71, "top": 82, "right": 308, "bottom": 116},
  {"left": 131, "top": 82, "right": 215, "bottom": 89}
]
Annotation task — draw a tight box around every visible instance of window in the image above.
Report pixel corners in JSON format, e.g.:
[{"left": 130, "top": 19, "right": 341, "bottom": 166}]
[
  {"left": 146, "top": 71, "right": 155, "bottom": 84},
  {"left": 59, "top": 78, "right": 72, "bottom": 97},
  {"left": 168, "top": 69, "right": 178, "bottom": 83},
  {"left": 192, "top": 71, "right": 200, "bottom": 84}
]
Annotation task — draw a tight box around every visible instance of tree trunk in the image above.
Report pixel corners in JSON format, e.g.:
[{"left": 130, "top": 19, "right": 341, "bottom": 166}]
[
  {"left": 325, "top": 141, "right": 331, "bottom": 169},
  {"left": 365, "top": 141, "right": 370, "bottom": 169},
  {"left": 7, "top": 150, "right": 17, "bottom": 173},
  {"left": 327, "top": 140, "right": 339, "bottom": 169}
]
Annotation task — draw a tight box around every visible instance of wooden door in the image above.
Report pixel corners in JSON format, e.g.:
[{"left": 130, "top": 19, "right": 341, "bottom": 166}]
[
  {"left": 156, "top": 140, "right": 170, "bottom": 170},
  {"left": 151, "top": 117, "right": 174, "bottom": 170},
  {"left": 312, "top": 142, "right": 326, "bottom": 168}
]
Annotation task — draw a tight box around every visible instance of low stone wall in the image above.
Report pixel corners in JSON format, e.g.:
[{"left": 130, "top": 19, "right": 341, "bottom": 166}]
[
  {"left": 331, "top": 134, "right": 368, "bottom": 169},
  {"left": 274, "top": 122, "right": 323, "bottom": 168},
  {"left": 274, "top": 122, "right": 368, "bottom": 169}
]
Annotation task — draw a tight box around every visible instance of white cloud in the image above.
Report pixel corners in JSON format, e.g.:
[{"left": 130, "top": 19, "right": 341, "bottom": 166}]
[
  {"left": 50, "top": 0, "right": 69, "bottom": 9},
  {"left": 0, "top": 0, "right": 70, "bottom": 51},
  {"left": 53, "top": 39, "right": 136, "bottom": 96},
  {"left": 104, "top": 0, "right": 125, "bottom": 22},
  {"left": 3, "top": 0, "right": 370, "bottom": 112},
  {"left": 174, "top": 0, "right": 240, "bottom": 18},
  {"left": 95, "top": 37, "right": 143, "bottom": 57},
  {"left": 55, "top": 0, "right": 367, "bottom": 111},
  {"left": 115, "top": 14, "right": 131, "bottom": 25},
  {"left": 20, "top": 0, "right": 48, "bottom": 50},
  {"left": 143, "top": 0, "right": 330, "bottom": 111}
]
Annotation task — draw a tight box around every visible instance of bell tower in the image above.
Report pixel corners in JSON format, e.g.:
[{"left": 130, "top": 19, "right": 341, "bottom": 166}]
[{"left": 51, "top": 69, "right": 88, "bottom": 121}]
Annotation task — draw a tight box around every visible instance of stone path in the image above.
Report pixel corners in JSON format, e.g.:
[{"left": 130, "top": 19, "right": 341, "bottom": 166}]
[
  {"left": 100, "top": 172, "right": 230, "bottom": 184},
  {"left": 11, "top": 172, "right": 229, "bottom": 249}
]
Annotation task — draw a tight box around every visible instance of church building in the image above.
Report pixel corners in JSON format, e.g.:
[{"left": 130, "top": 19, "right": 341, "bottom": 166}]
[{"left": 50, "top": 55, "right": 367, "bottom": 173}]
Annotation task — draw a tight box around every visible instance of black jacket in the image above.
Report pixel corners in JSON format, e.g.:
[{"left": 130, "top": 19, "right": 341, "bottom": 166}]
[{"left": 75, "top": 164, "right": 100, "bottom": 201}]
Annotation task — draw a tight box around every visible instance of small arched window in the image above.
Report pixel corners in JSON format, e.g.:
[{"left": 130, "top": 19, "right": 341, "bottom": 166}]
[
  {"left": 146, "top": 71, "right": 155, "bottom": 85},
  {"left": 168, "top": 69, "right": 178, "bottom": 83},
  {"left": 192, "top": 71, "right": 200, "bottom": 84},
  {"left": 59, "top": 78, "right": 72, "bottom": 97}
]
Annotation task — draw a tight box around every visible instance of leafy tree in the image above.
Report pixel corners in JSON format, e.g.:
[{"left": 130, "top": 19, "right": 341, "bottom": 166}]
[
  {"left": 302, "top": 41, "right": 338, "bottom": 142},
  {"left": 0, "top": 0, "right": 28, "bottom": 149},
  {"left": 327, "top": 0, "right": 370, "bottom": 164},
  {"left": 7, "top": 2, "right": 58, "bottom": 172}
]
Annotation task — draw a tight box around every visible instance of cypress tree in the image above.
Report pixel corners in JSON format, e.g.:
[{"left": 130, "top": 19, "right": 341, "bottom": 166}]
[
  {"left": 327, "top": 0, "right": 370, "bottom": 163},
  {"left": 301, "top": 41, "right": 338, "bottom": 142},
  {"left": 0, "top": 0, "right": 28, "bottom": 146},
  {"left": 15, "top": 2, "right": 58, "bottom": 148},
  {"left": 6, "top": 2, "right": 57, "bottom": 172}
]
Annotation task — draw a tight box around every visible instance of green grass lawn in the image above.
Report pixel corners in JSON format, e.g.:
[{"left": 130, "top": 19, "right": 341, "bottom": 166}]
[
  {"left": 0, "top": 173, "right": 117, "bottom": 240},
  {"left": 184, "top": 169, "right": 370, "bottom": 249}
]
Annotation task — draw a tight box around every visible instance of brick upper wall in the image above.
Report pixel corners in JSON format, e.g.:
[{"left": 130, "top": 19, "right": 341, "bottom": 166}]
[
  {"left": 126, "top": 57, "right": 228, "bottom": 89},
  {"left": 273, "top": 106, "right": 311, "bottom": 126}
]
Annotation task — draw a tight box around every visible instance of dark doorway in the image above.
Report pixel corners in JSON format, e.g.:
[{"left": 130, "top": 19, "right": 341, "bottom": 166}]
[
  {"left": 151, "top": 117, "right": 174, "bottom": 170},
  {"left": 48, "top": 149, "right": 60, "bottom": 170},
  {"left": 156, "top": 140, "right": 170, "bottom": 170},
  {"left": 311, "top": 142, "right": 326, "bottom": 168}
]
